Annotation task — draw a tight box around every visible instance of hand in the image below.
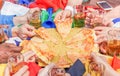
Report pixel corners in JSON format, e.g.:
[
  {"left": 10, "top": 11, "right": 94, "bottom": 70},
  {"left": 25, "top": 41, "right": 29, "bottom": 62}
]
[
  {"left": 4, "top": 65, "right": 29, "bottom": 76},
  {"left": 0, "top": 43, "right": 22, "bottom": 63},
  {"left": 99, "top": 42, "right": 108, "bottom": 54},
  {"left": 55, "top": 10, "right": 72, "bottom": 21},
  {"left": 26, "top": 7, "right": 40, "bottom": 22},
  {"left": 22, "top": 51, "right": 36, "bottom": 62},
  {"left": 94, "top": 26, "right": 111, "bottom": 44},
  {"left": 85, "top": 8, "right": 113, "bottom": 27},
  {"left": 12, "top": 24, "right": 35, "bottom": 39},
  {"left": 38, "top": 63, "right": 55, "bottom": 76},
  {"left": 13, "top": 7, "right": 40, "bottom": 26},
  {"left": 4, "top": 51, "right": 36, "bottom": 76},
  {"left": 38, "top": 63, "right": 71, "bottom": 76}
]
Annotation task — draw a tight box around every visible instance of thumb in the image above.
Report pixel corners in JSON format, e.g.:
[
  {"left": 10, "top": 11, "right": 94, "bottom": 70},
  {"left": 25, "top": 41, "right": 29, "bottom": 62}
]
[
  {"left": 38, "top": 63, "right": 55, "bottom": 76},
  {"left": 61, "top": 11, "right": 69, "bottom": 21},
  {"left": 43, "top": 63, "right": 55, "bottom": 72},
  {"left": 4, "top": 64, "right": 11, "bottom": 76}
]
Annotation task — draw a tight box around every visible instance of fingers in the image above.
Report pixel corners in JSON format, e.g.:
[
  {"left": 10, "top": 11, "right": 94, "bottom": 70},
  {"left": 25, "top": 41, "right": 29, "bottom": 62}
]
[
  {"left": 13, "top": 65, "right": 29, "bottom": 76},
  {"left": 24, "top": 24, "right": 35, "bottom": 30},
  {"left": 55, "top": 10, "right": 72, "bottom": 21},
  {"left": 61, "top": 10, "right": 71, "bottom": 21},
  {"left": 44, "top": 63, "right": 55, "bottom": 71},
  {"left": 95, "top": 35, "right": 107, "bottom": 44},
  {"left": 4, "top": 32, "right": 8, "bottom": 40},
  {"left": 10, "top": 46, "right": 22, "bottom": 52},
  {"left": 23, "top": 51, "right": 36, "bottom": 62},
  {"left": 23, "top": 24, "right": 36, "bottom": 37},
  {"left": 91, "top": 52, "right": 97, "bottom": 60},
  {"left": 29, "top": 7, "right": 40, "bottom": 14},
  {"left": 22, "top": 71, "right": 29, "bottom": 76},
  {"left": 65, "top": 73, "right": 71, "bottom": 76},
  {"left": 94, "top": 26, "right": 106, "bottom": 31},
  {"left": 99, "top": 43, "right": 107, "bottom": 54},
  {"left": 4, "top": 64, "right": 10, "bottom": 76},
  {"left": 55, "top": 11, "right": 63, "bottom": 20},
  {"left": 38, "top": 63, "right": 55, "bottom": 76}
]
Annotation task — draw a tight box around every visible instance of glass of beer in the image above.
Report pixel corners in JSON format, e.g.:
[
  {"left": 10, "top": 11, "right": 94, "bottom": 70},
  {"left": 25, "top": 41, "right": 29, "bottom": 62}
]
[
  {"left": 73, "top": 5, "right": 86, "bottom": 27},
  {"left": 89, "top": 62, "right": 105, "bottom": 76},
  {"left": 30, "top": 11, "right": 41, "bottom": 29},
  {"left": 0, "top": 27, "right": 5, "bottom": 43},
  {"left": 107, "top": 30, "right": 120, "bottom": 56}
]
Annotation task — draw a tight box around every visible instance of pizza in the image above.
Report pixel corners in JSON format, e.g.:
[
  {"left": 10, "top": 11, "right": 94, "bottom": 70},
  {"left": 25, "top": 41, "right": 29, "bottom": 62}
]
[{"left": 21, "top": 28, "right": 99, "bottom": 68}]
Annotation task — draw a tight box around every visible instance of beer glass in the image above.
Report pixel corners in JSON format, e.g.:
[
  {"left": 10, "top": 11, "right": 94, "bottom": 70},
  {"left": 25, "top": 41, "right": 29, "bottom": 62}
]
[
  {"left": 89, "top": 62, "right": 105, "bottom": 76},
  {"left": 73, "top": 5, "right": 86, "bottom": 27},
  {"left": 107, "top": 30, "right": 120, "bottom": 56},
  {"left": 30, "top": 11, "right": 41, "bottom": 29}
]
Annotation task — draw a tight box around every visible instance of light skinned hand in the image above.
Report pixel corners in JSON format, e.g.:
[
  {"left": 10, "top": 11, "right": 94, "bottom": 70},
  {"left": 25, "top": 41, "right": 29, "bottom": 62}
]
[
  {"left": 4, "top": 64, "right": 29, "bottom": 76},
  {"left": 4, "top": 51, "right": 36, "bottom": 76},
  {"left": 85, "top": 8, "right": 112, "bottom": 27},
  {"left": 55, "top": 9, "right": 72, "bottom": 21},
  {"left": 12, "top": 24, "right": 35, "bottom": 39},
  {"left": 25, "top": 7, "right": 40, "bottom": 22},
  {"left": 13, "top": 7, "right": 40, "bottom": 26},
  {"left": 94, "top": 26, "right": 113, "bottom": 44},
  {"left": 38, "top": 63, "right": 55, "bottom": 76}
]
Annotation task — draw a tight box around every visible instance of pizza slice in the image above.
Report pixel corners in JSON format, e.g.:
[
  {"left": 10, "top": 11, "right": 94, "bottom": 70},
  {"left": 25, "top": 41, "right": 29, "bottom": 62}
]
[
  {"left": 66, "top": 28, "right": 94, "bottom": 45},
  {"left": 55, "top": 18, "right": 73, "bottom": 38},
  {"left": 35, "top": 27, "right": 57, "bottom": 44}
]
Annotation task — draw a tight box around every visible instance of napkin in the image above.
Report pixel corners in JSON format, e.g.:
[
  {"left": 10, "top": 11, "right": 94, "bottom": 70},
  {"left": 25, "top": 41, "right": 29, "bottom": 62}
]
[
  {"left": 67, "top": 59, "right": 86, "bottom": 76},
  {"left": 111, "top": 55, "right": 120, "bottom": 70}
]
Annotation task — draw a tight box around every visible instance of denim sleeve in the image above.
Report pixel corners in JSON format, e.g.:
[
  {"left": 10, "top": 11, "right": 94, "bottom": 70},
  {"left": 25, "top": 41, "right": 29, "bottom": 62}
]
[
  {"left": 0, "top": 15, "right": 16, "bottom": 37},
  {"left": 0, "top": 15, "right": 15, "bottom": 27}
]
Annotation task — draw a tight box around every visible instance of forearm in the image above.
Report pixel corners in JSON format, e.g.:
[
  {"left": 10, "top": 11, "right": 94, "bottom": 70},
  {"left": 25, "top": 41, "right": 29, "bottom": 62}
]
[
  {"left": 13, "top": 16, "right": 28, "bottom": 26},
  {"left": 67, "top": 0, "right": 83, "bottom": 7},
  {"left": 105, "top": 5, "right": 120, "bottom": 20}
]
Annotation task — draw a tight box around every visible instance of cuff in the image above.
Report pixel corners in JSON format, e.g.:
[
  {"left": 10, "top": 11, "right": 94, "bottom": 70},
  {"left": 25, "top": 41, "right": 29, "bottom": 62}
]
[{"left": 65, "top": 5, "right": 74, "bottom": 17}]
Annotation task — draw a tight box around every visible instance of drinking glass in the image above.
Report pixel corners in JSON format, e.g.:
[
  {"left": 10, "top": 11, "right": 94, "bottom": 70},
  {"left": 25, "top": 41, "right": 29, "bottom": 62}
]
[
  {"left": 49, "top": 67, "right": 66, "bottom": 76},
  {"left": 89, "top": 62, "right": 105, "bottom": 76},
  {"left": 107, "top": 30, "right": 120, "bottom": 56},
  {"left": 73, "top": 5, "right": 86, "bottom": 27},
  {"left": 30, "top": 11, "right": 41, "bottom": 29}
]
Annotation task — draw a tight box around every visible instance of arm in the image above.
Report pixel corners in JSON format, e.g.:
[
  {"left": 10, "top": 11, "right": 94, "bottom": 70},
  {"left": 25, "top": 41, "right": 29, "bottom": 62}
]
[
  {"left": 103, "top": 5, "right": 120, "bottom": 26},
  {"left": 67, "top": 0, "right": 83, "bottom": 7},
  {"left": 105, "top": 5, "right": 120, "bottom": 19}
]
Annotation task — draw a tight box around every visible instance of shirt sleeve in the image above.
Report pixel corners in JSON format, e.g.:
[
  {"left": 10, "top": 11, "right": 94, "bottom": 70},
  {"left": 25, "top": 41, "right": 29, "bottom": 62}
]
[
  {"left": 0, "top": 15, "right": 16, "bottom": 27},
  {"left": 0, "top": 15, "right": 16, "bottom": 37}
]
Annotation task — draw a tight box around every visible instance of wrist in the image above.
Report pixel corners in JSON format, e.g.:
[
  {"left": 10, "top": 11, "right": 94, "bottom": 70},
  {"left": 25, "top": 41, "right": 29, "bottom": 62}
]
[
  {"left": 65, "top": 5, "right": 74, "bottom": 17},
  {"left": 12, "top": 26, "right": 19, "bottom": 37}
]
